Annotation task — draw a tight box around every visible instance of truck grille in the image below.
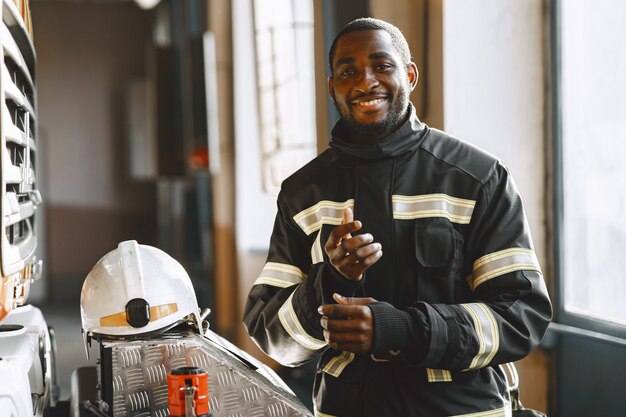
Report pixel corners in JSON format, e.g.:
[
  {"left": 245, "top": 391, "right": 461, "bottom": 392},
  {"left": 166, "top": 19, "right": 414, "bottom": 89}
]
[{"left": 1, "top": 0, "right": 40, "bottom": 276}]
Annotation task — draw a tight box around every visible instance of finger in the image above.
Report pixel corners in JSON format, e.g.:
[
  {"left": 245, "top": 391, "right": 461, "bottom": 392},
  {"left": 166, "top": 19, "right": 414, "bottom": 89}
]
[
  {"left": 339, "top": 234, "right": 375, "bottom": 252},
  {"left": 319, "top": 304, "right": 371, "bottom": 318},
  {"left": 324, "top": 318, "right": 371, "bottom": 333},
  {"left": 325, "top": 333, "right": 372, "bottom": 354},
  {"left": 355, "top": 248, "right": 383, "bottom": 267},
  {"left": 334, "top": 293, "right": 378, "bottom": 306},
  {"left": 328, "top": 245, "right": 383, "bottom": 281},
  {"left": 325, "top": 222, "right": 362, "bottom": 250},
  {"left": 325, "top": 331, "right": 370, "bottom": 344},
  {"left": 327, "top": 238, "right": 373, "bottom": 268},
  {"left": 333, "top": 242, "right": 379, "bottom": 267},
  {"left": 319, "top": 303, "right": 353, "bottom": 317},
  {"left": 331, "top": 249, "right": 362, "bottom": 269},
  {"left": 350, "top": 243, "right": 382, "bottom": 261},
  {"left": 336, "top": 221, "right": 362, "bottom": 240},
  {"left": 342, "top": 207, "right": 354, "bottom": 225},
  {"left": 338, "top": 208, "right": 355, "bottom": 242}
]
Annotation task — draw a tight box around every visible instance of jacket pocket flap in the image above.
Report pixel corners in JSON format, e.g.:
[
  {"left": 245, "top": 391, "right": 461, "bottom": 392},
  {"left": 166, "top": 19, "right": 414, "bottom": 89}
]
[{"left": 415, "top": 218, "right": 456, "bottom": 267}]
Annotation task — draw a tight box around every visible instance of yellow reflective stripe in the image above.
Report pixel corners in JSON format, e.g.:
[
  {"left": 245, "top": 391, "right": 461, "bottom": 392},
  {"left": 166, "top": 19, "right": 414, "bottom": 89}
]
[
  {"left": 392, "top": 194, "right": 476, "bottom": 224},
  {"left": 99, "top": 312, "right": 127, "bottom": 327},
  {"left": 99, "top": 303, "right": 178, "bottom": 327},
  {"left": 471, "top": 248, "right": 541, "bottom": 290},
  {"left": 311, "top": 230, "right": 324, "bottom": 264},
  {"left": 426, "top": 368, "right": 452, "bottom": 382},
  {"left": 322, "top": 351, "right": 355, "bottom": 377},
  {"left": 151, "top": 303, "right": 178, "bottom": 321},
  {"left": 253, "top": 262, "right": 306, "bottom": 288},
  {"left": 314, "top": 409, "right": 337, "bottom": 417},
  {"left": 278, "top": 291, "right": 326, "bottom": 351},
  {"left": 448, "top": 405, "right": 509, "bottom": 417},
  {"left": 293, "top": 199, "right": 354, "bottom": 235},
  {"left": 461, "top": 303, "right": 499, "bottom": 370}
]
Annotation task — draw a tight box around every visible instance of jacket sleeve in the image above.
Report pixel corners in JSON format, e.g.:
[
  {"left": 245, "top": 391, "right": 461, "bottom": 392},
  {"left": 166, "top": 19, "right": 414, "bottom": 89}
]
[
  {"left": 243, "top": 193, "right": 362, "bottom": 367},
  {"left": 369, "top": 162, "right": 552, "bottom": 371}
]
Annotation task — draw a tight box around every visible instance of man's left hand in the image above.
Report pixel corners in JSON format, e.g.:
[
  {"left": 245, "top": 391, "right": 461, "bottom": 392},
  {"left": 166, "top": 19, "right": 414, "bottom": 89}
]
[{"left": 318, "top": 293, "right": 377, "bottom": 354}]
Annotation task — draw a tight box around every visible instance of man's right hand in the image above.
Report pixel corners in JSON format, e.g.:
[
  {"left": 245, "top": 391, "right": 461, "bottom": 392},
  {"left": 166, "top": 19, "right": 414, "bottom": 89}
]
[{"left": 324, "top": 208, "right": 383, "bottom": 281}]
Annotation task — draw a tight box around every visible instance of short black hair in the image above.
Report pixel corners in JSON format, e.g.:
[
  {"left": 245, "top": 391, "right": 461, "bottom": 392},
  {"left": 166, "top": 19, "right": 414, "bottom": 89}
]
[{"left": 328, "top": 17, "right": 412, "bottom": 73}]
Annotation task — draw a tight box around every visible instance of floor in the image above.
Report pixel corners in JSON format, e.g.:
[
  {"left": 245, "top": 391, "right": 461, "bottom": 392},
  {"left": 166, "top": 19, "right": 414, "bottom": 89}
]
[{"left": 34, "top": 302, "right": 99, "bottom": 401}]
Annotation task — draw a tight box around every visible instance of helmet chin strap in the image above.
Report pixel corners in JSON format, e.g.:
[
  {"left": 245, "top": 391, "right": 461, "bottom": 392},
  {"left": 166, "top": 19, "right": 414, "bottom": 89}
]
[
  {"left": 192, "top": 311, "right": 205, "bottom": 335},
  {"left": 82, "top": 329, "right": 92, "bottom": 360},
  {"left": 82, "top": 308, "right": 208, "bottom": 360}
]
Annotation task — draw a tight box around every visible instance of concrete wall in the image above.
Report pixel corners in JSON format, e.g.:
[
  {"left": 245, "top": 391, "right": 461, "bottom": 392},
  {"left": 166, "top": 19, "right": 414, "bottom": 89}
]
[
  {"left": 32, "top": 3, "right": 156, "bottom": 302},
  {"left": 369, "top": 0, "right": 444, "bottom": 129}
]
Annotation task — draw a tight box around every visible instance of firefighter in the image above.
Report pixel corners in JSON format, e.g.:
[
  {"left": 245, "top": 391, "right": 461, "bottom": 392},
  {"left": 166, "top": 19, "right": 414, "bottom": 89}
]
[{"left": 243, "top": 18, "right": 552, "bottom": 417}]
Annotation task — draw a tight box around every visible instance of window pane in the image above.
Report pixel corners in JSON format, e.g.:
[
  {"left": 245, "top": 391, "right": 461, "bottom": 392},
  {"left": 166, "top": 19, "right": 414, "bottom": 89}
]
[
  {"left": 253, "top": 0, "right": 317, "bottom": 193},
  {"left": 561, "top": 0, "right": 626, "bottom": 325}
]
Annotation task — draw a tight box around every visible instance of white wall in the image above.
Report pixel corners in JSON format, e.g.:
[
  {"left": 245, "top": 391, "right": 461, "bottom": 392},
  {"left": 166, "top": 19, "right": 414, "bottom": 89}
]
[
  {"left": 442, "top": 0, "right": 547, "bottom": 268},
  {"left": 442, "top": 0, "right": 549, "bottom": 410},
  {"left": 231, "top": 0, "right": 281, "bottom": 352},
  {"left": 233, "top": 0, "right": 277, "bottom": 254}
]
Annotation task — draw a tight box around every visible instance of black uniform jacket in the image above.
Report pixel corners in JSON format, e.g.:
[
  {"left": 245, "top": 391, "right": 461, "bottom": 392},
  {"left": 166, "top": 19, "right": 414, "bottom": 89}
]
[{"left": 244, "top": 106, "right": 552, "bottom": 417}]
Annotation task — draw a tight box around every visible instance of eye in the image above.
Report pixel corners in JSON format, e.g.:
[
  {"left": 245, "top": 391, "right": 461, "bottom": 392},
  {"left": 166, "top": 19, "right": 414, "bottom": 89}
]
[
  {"left": 338, "top": 67, "right": 354, "bottom": 78},
  {"left": 376, "top": 63, "right": 393, "bottom": 71}
]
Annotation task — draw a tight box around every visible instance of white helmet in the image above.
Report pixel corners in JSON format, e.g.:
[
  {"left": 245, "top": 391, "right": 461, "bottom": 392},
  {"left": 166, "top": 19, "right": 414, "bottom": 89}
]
[{"left": 80, "top": 240, "right": 202, "bottom": 355}]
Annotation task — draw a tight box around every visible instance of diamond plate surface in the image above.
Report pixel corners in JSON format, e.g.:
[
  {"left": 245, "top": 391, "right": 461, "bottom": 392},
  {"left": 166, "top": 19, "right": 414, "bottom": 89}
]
[{"left": 102, "top": 329, "right": 312, "bottom": 417}]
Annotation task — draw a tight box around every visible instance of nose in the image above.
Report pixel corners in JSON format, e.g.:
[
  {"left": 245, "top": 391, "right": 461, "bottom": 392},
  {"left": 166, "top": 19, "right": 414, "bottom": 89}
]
[{"left": 355, "top": 67, "right": 379, "bottom": 93}]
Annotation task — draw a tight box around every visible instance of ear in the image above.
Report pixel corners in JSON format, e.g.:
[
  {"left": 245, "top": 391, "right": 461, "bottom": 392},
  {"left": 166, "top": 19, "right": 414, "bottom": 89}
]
[
  {"left": 328, "top": 76, "right": 335, "bottom": 101},
  {"left": 406, "top": 62, "right": 419, "bottom": 91}
]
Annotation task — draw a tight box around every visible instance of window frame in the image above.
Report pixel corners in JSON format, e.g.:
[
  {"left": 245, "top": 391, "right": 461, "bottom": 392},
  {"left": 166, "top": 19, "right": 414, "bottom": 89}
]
[{"left": 551, "top": 0, "right": 626, "bottom": 340}]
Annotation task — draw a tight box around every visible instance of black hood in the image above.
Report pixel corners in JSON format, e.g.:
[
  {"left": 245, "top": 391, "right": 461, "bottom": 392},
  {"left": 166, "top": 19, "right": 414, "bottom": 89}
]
[{"left": 329, "top": 103, "right": 427, "bottom": 161}]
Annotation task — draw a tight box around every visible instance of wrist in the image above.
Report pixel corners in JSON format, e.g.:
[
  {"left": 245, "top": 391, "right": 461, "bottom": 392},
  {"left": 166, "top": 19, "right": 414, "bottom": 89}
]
[
  {"left": 369, "top": 302, "right": 414, "bottom": 355},
  {"left": 322, "top": 263, "right": 364, "bottom": 299}
]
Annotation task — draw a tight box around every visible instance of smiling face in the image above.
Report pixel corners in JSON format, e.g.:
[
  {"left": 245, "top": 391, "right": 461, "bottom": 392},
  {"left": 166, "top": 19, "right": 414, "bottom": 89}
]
[{"left": 329, "top": 29, "right": 418, "bottom": 143}]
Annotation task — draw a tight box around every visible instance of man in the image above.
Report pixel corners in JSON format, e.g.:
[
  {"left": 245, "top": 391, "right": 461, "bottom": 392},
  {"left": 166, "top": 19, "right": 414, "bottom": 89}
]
[{"left": 244, "top": 17, "right": 552, "bottom": 417}]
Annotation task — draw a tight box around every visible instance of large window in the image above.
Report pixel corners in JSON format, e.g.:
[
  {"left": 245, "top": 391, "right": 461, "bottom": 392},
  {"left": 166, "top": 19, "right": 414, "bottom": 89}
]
[
  {"left": 252, "top": 0, "right": 317, "bottom": 193},
  {"left": 556, "top": 0, "right": 626, "bottom": 333}
]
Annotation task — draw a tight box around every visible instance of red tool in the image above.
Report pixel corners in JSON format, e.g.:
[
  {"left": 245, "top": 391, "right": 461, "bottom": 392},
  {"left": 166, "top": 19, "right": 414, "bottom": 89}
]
[{"left": 168, "top": 367, "right": 210, "bottom": 417}]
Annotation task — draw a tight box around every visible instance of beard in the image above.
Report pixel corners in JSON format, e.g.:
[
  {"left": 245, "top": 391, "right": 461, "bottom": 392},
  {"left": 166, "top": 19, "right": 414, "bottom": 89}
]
[{"left": 335, "top": 87, "right": 410, "bottom": 141}]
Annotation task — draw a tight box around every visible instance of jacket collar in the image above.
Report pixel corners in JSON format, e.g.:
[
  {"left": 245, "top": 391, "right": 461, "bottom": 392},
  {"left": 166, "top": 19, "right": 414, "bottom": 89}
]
[{"left": 329, "top": 103, "right": 427, "bottom": 161}]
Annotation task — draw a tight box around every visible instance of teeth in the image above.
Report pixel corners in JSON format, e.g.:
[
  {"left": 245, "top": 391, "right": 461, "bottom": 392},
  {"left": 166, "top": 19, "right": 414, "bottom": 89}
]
[{"left": 356, "top": 98, "right": 384, "bottom": 106}]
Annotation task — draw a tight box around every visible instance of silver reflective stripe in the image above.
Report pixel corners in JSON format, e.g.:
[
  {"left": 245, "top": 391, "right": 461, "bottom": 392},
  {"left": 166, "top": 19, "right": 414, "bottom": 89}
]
[
  {"left": 461, "top": 303, "right": 499, "bottom": 370},
  {"left": 278, "top": 291, "right": 326, "bottom": 351},
  {"left": 426, "top": 368, "right": 452, "bottom": 382},
  {"left": 470, "top": 248, "right": 541, "bottom": 290},
  {"left": 253, "top": 262, "right": 306, "bottom": 288},
  {"left": 447, "top": 405, "right": 509, "bottom": 417},
  {"left": 311, "top": 230, "right": 324, "bottom": 264},
  {"left": 293, "top": 199, "right": 354, "bottom": 235},
  {"left": 322, "top": 351, "right": 355, "bottom": 378},
  {"left": 392, "top": 194, "right": 476, "bottom": 224}
]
